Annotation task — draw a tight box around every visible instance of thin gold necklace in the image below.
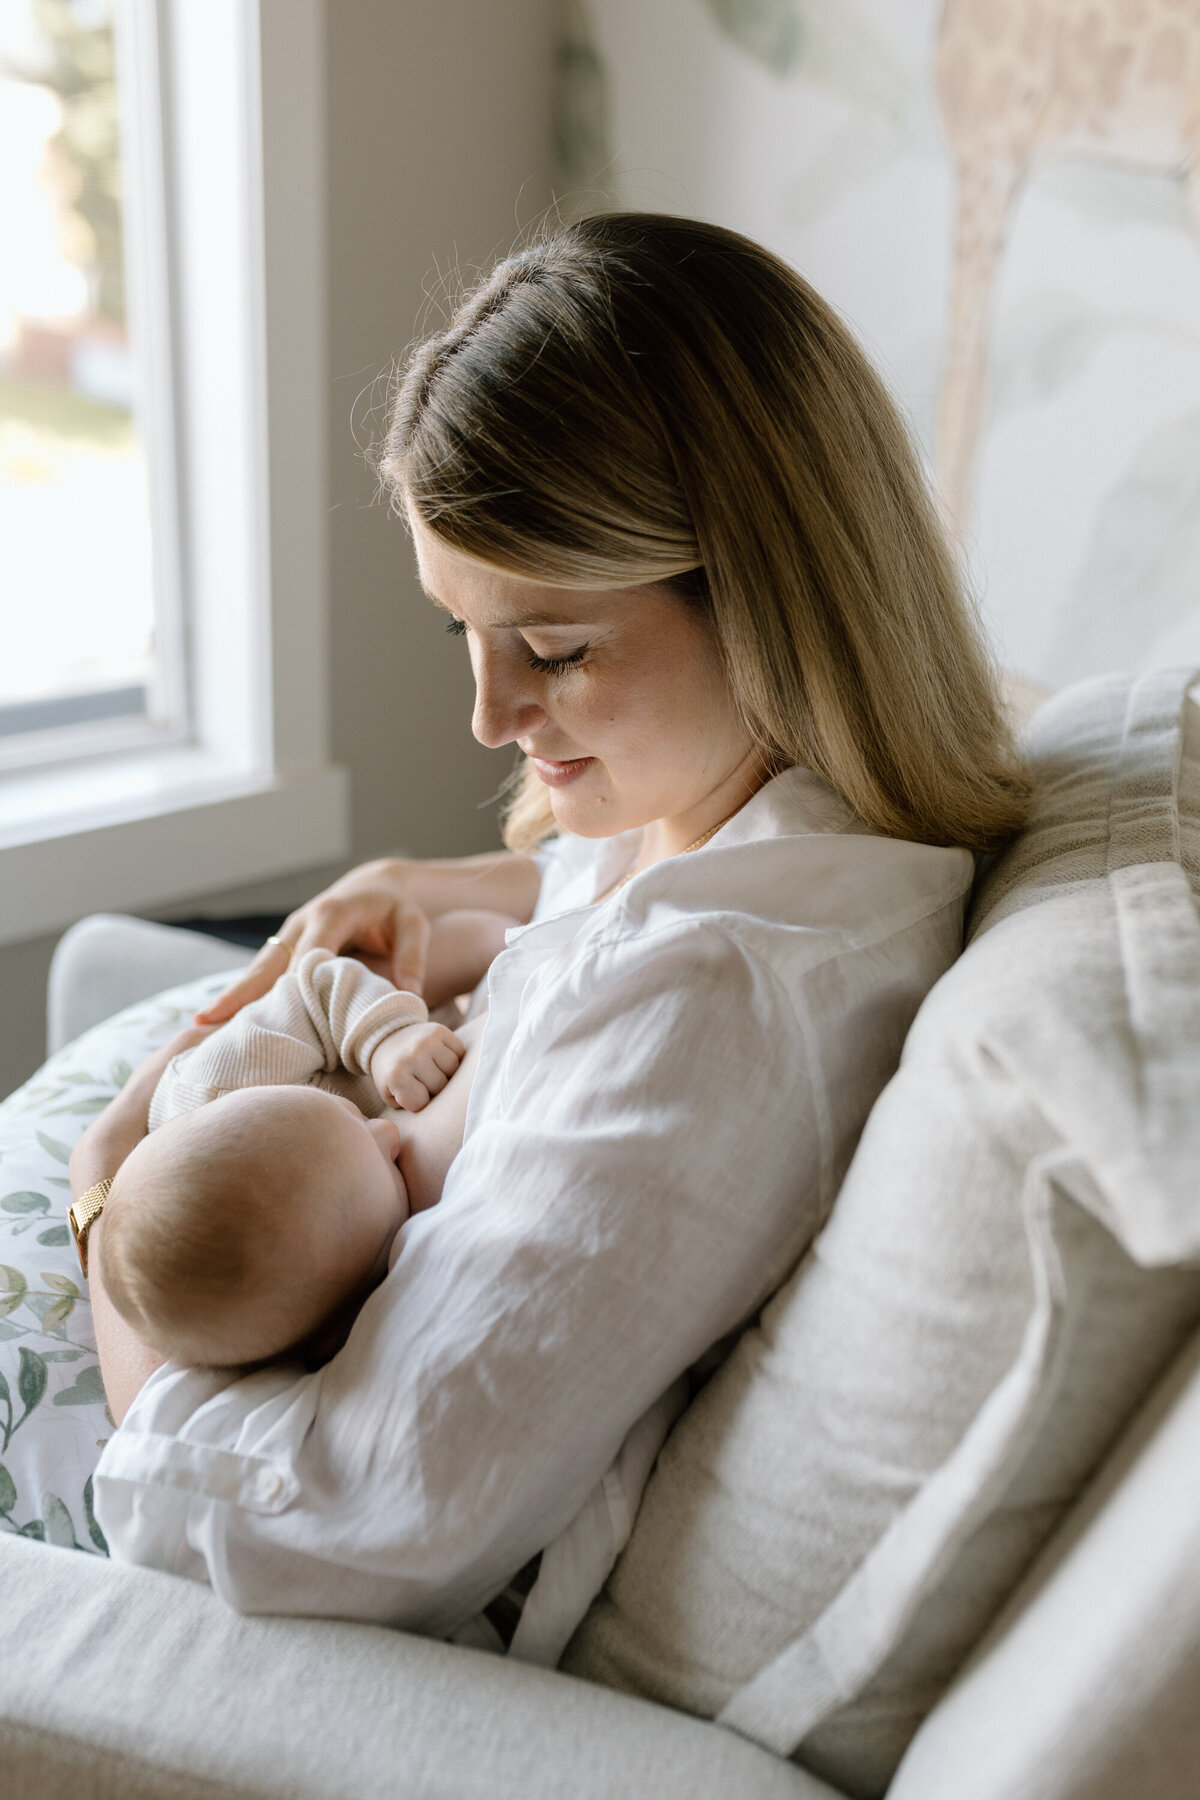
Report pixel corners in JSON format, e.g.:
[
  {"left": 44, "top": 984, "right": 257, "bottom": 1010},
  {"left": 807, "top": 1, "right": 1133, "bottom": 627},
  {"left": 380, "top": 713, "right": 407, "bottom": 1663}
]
[{"left": 595, "top": 810, "right": 739, "bottom": 905}]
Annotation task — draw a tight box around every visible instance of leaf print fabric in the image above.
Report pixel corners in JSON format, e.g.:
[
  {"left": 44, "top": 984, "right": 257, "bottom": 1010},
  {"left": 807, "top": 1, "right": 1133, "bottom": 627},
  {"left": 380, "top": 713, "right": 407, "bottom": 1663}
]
[{"left": 0, "top": 968, "right": 242, "bottom": 1553}]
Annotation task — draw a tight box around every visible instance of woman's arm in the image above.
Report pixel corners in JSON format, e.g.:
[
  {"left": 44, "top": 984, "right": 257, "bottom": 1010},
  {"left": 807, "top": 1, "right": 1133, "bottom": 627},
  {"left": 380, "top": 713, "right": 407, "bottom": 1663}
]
[
  {"left": 198, "top": 851, "right": 542, "bottom": 1025},
  {"left": 88, "top": 1222, "right": 163, "bottom": 1426},
  {"left": 388, "top": 1013, "right": 486, "bottom": 1217},
  {"left": 421, "top": 910, "right": 518, "bottom": 1013},
  {"left": 398, "top": 851, "right": 543, "bottom": 921},
  {"left": 71, "top": 1026, "right": 215, "bottom": 1422}
]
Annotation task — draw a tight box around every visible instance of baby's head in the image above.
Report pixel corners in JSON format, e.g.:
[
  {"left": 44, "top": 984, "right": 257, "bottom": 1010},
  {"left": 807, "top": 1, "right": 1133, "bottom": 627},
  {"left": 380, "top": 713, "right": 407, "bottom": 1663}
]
[{"left": 99, "top": 1087, "right": 408, "bottom": 1368}]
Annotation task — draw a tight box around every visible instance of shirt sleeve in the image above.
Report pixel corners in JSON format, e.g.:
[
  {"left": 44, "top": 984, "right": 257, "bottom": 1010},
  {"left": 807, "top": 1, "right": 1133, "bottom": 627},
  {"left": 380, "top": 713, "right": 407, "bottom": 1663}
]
[
  {"left": 147, "top": 950, "right": 427, "bottom": 1127},
  {"left": 96, "top": 923, "right": 824, "bottom": 1632}
]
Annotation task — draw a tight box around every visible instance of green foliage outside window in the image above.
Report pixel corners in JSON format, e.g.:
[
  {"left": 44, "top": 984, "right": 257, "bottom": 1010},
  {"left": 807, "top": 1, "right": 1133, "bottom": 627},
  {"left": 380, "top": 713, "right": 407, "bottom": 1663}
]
[{"left": 1, "top": 0, "right": 125, "bottom": 325}]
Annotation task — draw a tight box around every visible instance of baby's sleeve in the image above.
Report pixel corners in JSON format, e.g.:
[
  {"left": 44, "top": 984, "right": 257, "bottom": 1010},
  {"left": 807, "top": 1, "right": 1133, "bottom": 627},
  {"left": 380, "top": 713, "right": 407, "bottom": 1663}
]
[
  {"left": 147, "top": 949, "right": 423, "bottom": 1128},
  {"left": 147, "top": 1024, "right": 328, "bottom": 1129},
  {"left": 298, "top": 952, "right": 428, "bottom": 1074},
  {"left": 146, "top": 959, "right": 338, "bottom": 1129}
]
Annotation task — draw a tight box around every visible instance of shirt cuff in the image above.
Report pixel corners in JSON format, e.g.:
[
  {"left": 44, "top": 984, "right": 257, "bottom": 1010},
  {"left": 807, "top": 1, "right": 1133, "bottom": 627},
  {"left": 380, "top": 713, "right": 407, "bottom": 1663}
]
[{"left": 96, "top": 1428, "right": 299, "bottom": 1514}]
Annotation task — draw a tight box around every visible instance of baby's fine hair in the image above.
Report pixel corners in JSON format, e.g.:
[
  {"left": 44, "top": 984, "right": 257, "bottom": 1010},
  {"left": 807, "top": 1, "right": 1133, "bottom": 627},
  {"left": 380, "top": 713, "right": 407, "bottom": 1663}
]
[{"left": 100, "top": 1101, "right": 298, "bottom": 1367}]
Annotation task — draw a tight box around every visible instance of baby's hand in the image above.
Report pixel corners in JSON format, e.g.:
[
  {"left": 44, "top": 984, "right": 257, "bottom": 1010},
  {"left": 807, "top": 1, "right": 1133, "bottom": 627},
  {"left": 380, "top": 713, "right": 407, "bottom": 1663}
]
[{"left": 370, "top": 1021, "right": 465, "bottom": 1111}]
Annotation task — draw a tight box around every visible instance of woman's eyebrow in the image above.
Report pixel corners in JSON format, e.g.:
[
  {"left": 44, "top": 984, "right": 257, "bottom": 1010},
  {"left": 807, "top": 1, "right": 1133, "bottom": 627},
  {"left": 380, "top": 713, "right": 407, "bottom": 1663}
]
[
  {"left": 497, "top": 611, "right": 590, "bottom": 630},
  {"left": 419, "top": 584, "right": 596, "bottom": 632}
]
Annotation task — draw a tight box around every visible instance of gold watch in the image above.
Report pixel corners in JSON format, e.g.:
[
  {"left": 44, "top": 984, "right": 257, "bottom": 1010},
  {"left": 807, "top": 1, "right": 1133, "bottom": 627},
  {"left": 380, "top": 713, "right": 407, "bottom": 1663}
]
[{"left": 68, "top": 1179, "right": 112, "bottom": 1277}]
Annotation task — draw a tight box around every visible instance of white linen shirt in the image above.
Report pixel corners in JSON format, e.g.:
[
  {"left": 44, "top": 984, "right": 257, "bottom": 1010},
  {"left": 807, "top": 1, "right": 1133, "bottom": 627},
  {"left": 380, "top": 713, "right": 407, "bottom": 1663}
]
[{"left": 94, "top": 767, "right": 973, "bottom": 1640}]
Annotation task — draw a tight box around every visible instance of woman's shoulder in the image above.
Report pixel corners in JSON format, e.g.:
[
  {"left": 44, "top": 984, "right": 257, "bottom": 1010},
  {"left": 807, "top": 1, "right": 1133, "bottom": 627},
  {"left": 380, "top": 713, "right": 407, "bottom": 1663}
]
[
  {"left": 514, "top": 765, "right": 975, "bottom": 1020},
  {"left": 609, "top": 767, "right": 975, "bottom": 954}
]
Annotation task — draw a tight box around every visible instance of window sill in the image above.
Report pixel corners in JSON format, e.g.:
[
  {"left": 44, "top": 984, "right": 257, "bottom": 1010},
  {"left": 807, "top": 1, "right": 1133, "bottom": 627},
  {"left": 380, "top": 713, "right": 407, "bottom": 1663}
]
[{"left": 0, "top": 745, "right": 349, "bottom": 949}]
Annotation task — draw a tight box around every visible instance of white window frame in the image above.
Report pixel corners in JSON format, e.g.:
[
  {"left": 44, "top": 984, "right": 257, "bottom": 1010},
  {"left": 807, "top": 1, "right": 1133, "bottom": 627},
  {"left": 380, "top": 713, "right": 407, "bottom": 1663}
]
[{"left": 0, "top": 0, "right": 348, "bottom": 950}]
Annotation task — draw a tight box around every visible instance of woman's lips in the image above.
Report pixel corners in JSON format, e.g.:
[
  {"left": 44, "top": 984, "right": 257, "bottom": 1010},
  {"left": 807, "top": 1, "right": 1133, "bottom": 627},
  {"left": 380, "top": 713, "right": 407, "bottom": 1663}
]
[{"left": 528, "top": 754, "right": 596, "bottom": 788}]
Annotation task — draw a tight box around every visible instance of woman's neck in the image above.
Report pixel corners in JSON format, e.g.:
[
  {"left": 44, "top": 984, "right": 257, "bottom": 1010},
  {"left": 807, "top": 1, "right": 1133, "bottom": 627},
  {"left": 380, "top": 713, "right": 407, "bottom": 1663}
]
[{"left": 634, "top": 752, "right": 769, "bottom": 871}]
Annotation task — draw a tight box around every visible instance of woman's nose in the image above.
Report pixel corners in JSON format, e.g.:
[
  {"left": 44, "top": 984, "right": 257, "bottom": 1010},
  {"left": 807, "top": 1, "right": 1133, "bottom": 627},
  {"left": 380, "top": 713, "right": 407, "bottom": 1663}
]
[{"left": 470, "top": 645, "right": 547, "bottom": 749}]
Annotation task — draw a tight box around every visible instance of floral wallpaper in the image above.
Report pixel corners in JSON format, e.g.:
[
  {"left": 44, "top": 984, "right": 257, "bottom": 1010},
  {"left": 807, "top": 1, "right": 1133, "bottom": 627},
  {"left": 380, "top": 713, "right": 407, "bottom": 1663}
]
[{"left": 557, "top": 0, "right": 1200, "bottom": 688}]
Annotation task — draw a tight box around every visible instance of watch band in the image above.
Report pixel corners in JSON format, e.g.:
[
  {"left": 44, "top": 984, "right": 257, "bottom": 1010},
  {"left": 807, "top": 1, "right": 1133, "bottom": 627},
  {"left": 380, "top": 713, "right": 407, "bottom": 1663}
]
[{"left": 68, "top": 1178, "right": 112, "bottom": 1277}]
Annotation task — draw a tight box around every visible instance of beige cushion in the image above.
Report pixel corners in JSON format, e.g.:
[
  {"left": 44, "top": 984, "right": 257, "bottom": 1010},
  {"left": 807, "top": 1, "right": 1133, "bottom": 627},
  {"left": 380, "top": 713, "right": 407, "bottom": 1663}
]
[
  {"left": 888, "top": 1327, "right": 1200, "bottom": 1800},
  {"left": 971, "top": 668, "right": 1200, "bottom": 930},
  {"left": 564, "top": 668, "right": 1200, "bottom": 1799}
]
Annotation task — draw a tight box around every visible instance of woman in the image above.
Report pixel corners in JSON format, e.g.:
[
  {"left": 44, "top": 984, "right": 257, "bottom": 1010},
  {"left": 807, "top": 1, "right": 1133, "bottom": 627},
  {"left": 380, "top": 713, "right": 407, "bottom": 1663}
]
[{"left": 74, "top": 214, "right": 1027, "bottom": 1649}]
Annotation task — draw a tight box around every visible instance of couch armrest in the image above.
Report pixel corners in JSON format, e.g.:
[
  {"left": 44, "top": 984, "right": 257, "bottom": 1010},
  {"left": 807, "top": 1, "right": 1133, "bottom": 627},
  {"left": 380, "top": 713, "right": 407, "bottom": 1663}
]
[
  {"left": 47, "top": 914, "right": 252, "bottom": 1053},
  {"left": 0, "top": 1535, "right": 837, "bottom": 1800}
]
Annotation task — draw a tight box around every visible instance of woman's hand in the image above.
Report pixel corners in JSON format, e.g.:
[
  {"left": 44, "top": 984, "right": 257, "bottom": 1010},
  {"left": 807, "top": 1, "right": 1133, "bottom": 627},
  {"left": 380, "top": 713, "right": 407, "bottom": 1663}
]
[
  {"left": 195, "top": 859, "right": 432, "bottom": 1027},
  {"left": 69, "top": 1024, "right": 217, "bottom": 1199}
]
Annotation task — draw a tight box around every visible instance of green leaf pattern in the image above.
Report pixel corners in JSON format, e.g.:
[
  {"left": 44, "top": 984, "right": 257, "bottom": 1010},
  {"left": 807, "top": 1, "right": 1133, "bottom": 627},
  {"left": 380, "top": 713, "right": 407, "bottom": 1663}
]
[{"left": 0, "top": 967, "right": 239, "bottom": 1557}]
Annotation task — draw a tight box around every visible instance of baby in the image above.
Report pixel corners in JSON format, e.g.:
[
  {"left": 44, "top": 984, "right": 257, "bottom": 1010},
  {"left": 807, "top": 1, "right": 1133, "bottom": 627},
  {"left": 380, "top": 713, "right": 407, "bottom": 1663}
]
[{"left": 97, "top": 912, "right": 511, "bottom": 1370}]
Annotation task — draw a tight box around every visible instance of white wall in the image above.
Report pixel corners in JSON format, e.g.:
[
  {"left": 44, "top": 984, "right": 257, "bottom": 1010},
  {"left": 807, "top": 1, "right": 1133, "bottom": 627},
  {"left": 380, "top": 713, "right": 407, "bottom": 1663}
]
[
  {"left": 0, "top": 0, "right": 555, "bottom": 1099},
  {"left": 323, "top": 0, "right": 557, "bottom": 867},
  {"left": 584, "top": 0, "right": 1200, "bottom": 687}
]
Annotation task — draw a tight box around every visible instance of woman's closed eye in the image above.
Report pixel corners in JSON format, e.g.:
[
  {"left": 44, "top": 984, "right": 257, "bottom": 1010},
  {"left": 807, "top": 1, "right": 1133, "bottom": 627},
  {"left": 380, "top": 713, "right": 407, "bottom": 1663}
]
[
  {"left": 526, "top": 644, "right": 588, "bottom": 675},
  {"left": 444, "top": 617, "right": 588, "bottom": 676}
]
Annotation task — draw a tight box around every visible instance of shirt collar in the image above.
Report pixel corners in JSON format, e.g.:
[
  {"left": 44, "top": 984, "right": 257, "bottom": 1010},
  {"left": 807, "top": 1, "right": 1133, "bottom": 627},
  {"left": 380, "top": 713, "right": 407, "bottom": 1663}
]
[{"left": 522, "top": 764, "right": 861, "bottom": 931}]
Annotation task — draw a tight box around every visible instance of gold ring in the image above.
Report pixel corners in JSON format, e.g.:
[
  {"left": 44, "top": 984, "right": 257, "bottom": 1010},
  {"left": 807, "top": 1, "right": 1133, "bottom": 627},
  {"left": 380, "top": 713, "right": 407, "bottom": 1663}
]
[{"left": 265, "top": 935, "right": 293, "bottom": 961}]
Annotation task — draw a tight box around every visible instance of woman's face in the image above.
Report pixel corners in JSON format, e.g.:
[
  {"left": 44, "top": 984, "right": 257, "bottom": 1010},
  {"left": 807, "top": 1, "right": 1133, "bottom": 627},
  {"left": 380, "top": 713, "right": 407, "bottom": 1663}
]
[{"left": 409, "top": 513, "right": 762, "bottom": 855}]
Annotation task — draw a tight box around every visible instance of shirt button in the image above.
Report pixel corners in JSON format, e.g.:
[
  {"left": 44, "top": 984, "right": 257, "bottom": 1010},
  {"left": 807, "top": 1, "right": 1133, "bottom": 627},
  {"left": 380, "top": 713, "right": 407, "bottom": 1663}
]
[{"left": 253, "top": 1467, "right": 286, "bottom": 1504}]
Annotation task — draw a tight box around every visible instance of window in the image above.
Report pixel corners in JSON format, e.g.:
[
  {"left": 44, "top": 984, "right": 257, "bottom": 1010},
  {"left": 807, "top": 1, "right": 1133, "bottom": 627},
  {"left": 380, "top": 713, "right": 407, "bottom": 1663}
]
[
  {"left": 0, "top": 0, "right": 167, "bottom": 765},
  {"left": 0, "top": 0, "right": 348, "bottom": 947}
]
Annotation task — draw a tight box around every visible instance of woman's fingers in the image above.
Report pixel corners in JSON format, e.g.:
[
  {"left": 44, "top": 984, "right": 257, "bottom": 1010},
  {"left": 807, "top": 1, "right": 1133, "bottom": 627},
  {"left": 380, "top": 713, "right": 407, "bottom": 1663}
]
[
  {"left": 195, "top": 942, "right": 291, "bottom": 1025},
  {"left": 194, "top": 918, "right": 310, "bottom": 1024},
  {"left": 193, "top": 869, "right": 434, "bottom": 1024},
  {"left": 160, "top": 1022, "right": 219, "bottom": 1061}
]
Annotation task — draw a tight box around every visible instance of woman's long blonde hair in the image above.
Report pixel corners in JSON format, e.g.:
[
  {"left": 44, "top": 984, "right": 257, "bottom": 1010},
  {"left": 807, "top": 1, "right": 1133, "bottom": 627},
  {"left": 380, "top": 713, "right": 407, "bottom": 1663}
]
[{"left": 379, "top": 213, "right": 1029, "bottom": 854}]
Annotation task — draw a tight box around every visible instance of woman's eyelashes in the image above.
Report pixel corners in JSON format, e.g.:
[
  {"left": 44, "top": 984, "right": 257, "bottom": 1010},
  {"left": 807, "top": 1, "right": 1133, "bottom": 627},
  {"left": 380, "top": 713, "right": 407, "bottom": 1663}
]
[
  {"left": 526, "top": 644, "right": 588, "bottom": 675},
  {"left": 444, "top": 617, "right": 588, "bottom": 675}
]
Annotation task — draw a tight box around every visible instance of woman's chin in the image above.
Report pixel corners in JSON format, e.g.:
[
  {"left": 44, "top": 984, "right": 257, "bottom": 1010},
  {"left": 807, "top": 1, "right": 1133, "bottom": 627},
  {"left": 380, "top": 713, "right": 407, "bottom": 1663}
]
[
  {"left": 547, "top": 792, "right": 629, "bottom": 839},
  {"left": 534, "top": 760, "right": 641, "bottom": 839}
]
